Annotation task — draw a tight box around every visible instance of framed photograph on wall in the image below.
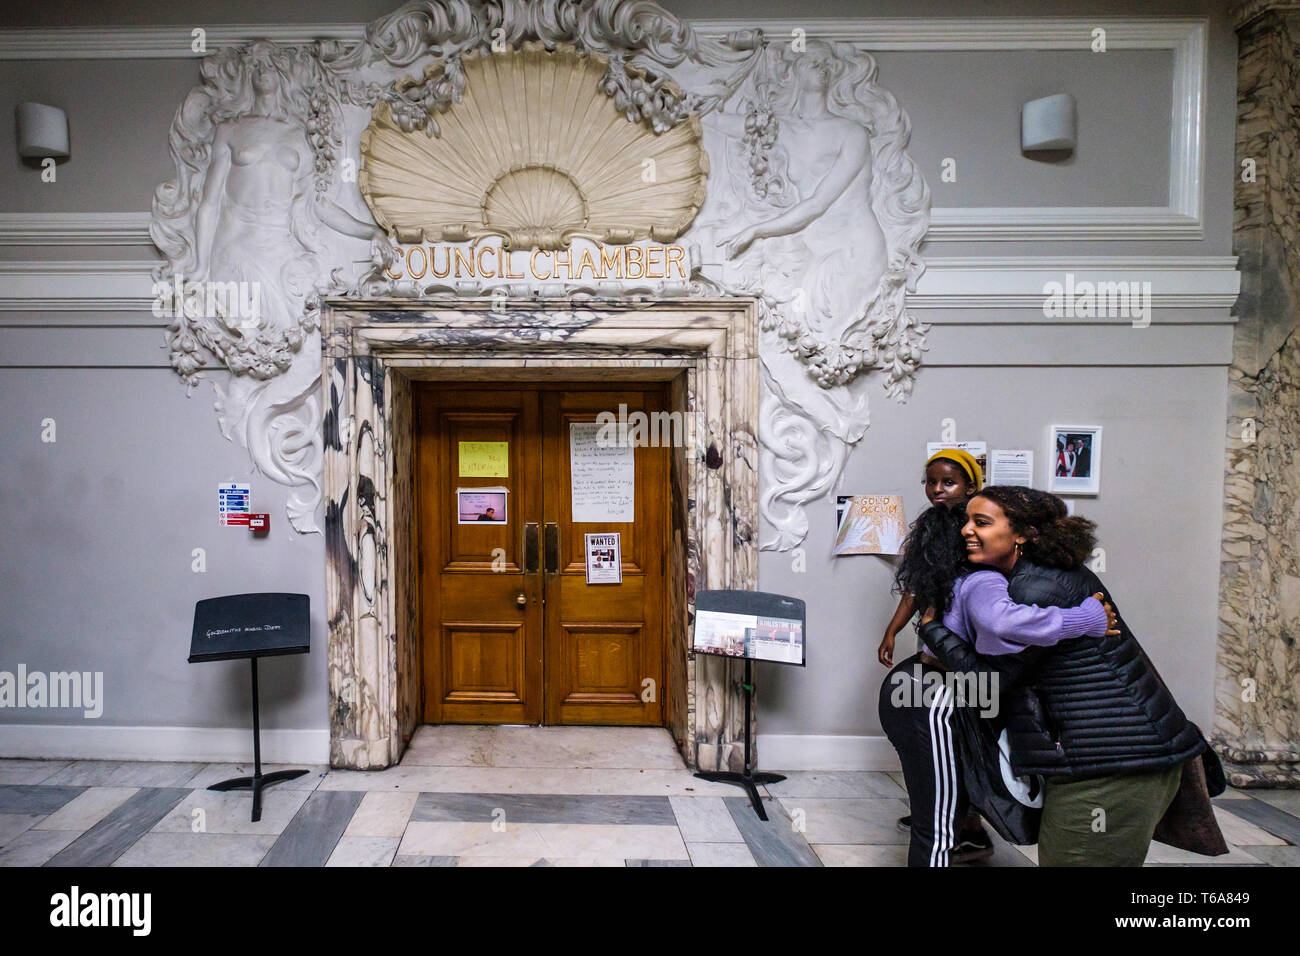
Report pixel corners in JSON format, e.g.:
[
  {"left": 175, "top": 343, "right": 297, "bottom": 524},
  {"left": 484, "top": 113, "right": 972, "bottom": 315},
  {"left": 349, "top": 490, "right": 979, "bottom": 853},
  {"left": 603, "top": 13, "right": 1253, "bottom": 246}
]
[{"left": 1048, "top": 426, "right": 1102, "bottom": 495}]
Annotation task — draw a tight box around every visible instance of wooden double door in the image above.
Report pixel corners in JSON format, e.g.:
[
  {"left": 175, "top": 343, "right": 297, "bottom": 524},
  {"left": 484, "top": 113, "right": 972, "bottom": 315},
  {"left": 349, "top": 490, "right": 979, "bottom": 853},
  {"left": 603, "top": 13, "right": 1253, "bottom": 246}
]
[{"left": 416, "top": 383, "right": 669, "bottom": 726}]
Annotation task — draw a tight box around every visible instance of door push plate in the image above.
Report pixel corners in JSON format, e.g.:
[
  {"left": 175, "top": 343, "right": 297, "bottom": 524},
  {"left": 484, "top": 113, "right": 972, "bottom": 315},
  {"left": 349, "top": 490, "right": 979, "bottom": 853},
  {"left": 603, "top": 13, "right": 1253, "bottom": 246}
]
[
  {"left": 524, "top": 522, "right": 539, "bottom": 573},
  {"left": 544, "top": 522, "right": 559, "bottom": 574}
]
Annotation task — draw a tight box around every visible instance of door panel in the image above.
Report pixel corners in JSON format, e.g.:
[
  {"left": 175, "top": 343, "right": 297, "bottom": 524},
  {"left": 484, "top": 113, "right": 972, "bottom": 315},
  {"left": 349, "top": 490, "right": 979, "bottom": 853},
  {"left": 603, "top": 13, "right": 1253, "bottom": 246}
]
[
  {"left": 564, "top": 623, "right": 645, "bottom": 703},
  {"left": 417, "top": 384, "right": 667, "bottom": 727},
  {"left": 542, "top": 390, "right": 667, "bottom": 726},
  {"left": 444, "top": 624, "right": 527, "bottom": 703},
  {"left": 417, "top": 389, "right": 542, "bottom": 724}
]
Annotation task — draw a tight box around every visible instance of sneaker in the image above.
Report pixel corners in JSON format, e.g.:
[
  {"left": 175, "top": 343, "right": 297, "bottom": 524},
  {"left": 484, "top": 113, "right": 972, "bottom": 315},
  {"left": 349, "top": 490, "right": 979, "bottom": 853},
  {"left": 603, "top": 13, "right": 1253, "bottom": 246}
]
[{"left": 951, "top": 827, "right": 995, "bottom": 864}]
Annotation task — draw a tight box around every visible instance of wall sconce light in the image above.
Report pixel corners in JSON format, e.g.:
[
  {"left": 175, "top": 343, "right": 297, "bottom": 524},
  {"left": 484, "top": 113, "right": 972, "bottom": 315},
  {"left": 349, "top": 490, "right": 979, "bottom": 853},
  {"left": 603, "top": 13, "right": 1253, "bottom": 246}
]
[
  {"left": 16, "top": 102, "right": 70, "bottom": 159},
  {"left": 1021, "top": 93, "right": 1076, "bottom": 153}
]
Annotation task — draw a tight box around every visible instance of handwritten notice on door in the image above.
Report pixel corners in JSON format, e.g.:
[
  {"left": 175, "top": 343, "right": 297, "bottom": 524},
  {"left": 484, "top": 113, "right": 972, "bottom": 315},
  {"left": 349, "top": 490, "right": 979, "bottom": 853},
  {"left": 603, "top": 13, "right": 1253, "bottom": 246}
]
[
  {"left": 570, "top": 422, "right": 634, "bottom": 523},
  {"left": 458, "top": 441, "right": 509, "bottom": 478}
]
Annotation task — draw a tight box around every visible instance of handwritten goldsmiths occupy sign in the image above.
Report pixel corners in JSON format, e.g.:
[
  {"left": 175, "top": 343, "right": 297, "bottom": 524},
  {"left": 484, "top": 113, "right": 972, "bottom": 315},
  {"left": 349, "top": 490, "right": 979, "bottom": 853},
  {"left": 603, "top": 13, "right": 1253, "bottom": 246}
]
[{"left": 383, "top": 241, "right": 690, "bottom": 282}]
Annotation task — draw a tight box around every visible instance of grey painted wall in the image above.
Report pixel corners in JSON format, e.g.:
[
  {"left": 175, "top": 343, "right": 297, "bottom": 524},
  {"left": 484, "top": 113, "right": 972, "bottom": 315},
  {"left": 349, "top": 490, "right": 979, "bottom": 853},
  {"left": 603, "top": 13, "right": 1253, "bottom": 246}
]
[
  {"left": 758, "top": 361, "right": 1229, "bottom": 737},
  {"left": 0, "top": 0, "right": 1238, "bottom": 756},
  {"left": 0, "top": 369, "right": 328, "bottom": 730},
  {"left": 0, "top": 49, "right": 1179, "bottom": 214},
  {"left": 0, "top": 59, "right": 197, "bottom": 213}
]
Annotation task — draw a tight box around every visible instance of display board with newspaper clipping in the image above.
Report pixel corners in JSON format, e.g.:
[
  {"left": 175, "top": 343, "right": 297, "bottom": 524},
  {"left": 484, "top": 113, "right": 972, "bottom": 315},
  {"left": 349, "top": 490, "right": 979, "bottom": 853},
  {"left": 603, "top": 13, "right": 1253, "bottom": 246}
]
[{"left": 692, "top": 590, "right": 806, "bottom": 666}]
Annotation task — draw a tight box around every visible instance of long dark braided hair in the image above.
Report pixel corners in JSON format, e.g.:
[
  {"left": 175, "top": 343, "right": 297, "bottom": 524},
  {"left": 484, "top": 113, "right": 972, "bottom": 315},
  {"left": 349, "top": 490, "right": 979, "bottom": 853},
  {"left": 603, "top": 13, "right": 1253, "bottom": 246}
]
[{"left": 892, "top": 502, "right": 969, "bottom": 615}]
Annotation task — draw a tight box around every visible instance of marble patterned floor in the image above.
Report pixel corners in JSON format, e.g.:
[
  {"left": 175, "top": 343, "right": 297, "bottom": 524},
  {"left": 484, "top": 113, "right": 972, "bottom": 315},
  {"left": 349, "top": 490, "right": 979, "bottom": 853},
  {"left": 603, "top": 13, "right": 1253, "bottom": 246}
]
[{"left": 1, "top": 725, "right": 1296, "bottom": 867}]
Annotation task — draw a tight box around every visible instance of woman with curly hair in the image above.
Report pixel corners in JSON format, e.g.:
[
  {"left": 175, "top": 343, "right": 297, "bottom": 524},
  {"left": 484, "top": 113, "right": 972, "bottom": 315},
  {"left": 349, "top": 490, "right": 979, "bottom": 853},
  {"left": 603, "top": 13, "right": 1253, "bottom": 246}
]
[
  {"left": 917, "top": 486, "right": 1213, "bottom": 866},
  {"left": 878, "top": 475, "right": 1116, "bottom": 867}
]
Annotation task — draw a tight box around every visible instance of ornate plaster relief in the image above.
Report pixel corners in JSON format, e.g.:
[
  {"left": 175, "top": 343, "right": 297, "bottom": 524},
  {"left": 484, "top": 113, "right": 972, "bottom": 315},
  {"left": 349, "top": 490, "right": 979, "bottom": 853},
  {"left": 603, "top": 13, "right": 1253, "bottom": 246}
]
[
  {"left": 150, "top": 0, "right": 931, "bottom": 550},
  {"left": 359, "top": 42, "right": 708, "bottom": 249},
  {"left": 322, "top": 298, "right": 758, "bottom": 771}
]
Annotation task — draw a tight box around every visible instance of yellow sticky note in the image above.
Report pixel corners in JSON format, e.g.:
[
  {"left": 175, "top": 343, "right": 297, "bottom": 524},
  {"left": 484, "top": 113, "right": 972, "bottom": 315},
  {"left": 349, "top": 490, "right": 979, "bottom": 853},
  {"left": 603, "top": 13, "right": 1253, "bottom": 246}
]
[{"left": 459, "top": 441, "right": 509, "bottom": 477}]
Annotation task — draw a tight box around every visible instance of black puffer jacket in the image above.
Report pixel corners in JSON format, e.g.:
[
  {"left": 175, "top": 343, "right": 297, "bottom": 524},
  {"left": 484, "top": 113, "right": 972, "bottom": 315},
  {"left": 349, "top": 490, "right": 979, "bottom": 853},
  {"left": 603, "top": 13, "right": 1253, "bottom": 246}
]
[{"left": 920, "top": 559, "right": 1205, "bottom": 780}]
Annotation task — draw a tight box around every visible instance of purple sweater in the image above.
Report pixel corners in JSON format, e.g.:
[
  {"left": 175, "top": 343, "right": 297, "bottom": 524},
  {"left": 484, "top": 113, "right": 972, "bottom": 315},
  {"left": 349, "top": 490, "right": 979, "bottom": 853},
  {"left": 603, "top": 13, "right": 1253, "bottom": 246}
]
[{"left": 921, "top": 569, "right": 1108, "bottom": 656}]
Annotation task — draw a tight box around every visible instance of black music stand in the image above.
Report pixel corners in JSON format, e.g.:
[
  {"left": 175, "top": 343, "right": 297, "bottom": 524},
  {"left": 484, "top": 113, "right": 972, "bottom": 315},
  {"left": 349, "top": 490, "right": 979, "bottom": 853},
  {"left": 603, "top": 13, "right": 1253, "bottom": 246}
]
[
  {"left": 692, "top": 590, "right": 806, "bottom": 821},
  {"left": 188, "top": 593, "right": 311, "bottom": 822}
]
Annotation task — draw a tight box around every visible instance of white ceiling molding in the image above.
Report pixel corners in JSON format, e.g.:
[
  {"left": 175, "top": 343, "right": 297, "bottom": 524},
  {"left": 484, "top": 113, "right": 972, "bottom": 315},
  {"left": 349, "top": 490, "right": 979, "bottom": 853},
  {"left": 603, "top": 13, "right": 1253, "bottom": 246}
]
[
  {"left": 0, "top": 24, "right": 363, "bottom": 59},
  {"left": 0, "top": 17, "right": 1208, "bottom": 58},
  {"left": 0, "top": 212, "right": 154, "bottom": 246},
  {"left": 692, "top": 18, "right": 1206, "bottom": 49},
  {"left": 0, "top": 17, "right": 1206, "bottom": 245},
  {"left": 0, "top": 256, "right": 1238, "bottom": 312}
]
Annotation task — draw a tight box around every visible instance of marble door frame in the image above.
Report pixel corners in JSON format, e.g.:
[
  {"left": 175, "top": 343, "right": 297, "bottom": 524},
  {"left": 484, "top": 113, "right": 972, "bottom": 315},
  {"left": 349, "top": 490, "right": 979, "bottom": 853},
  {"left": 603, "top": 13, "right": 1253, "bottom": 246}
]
[{"left": 321, "top": 297, "right": 760, "bottom": 771}]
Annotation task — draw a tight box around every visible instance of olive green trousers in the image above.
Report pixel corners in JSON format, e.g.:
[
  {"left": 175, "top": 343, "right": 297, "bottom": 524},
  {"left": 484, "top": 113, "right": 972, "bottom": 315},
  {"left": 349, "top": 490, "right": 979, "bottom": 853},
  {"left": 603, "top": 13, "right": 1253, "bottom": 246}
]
[{"left": 1037, "top": 763, "right": 1183, "bottom": 867}]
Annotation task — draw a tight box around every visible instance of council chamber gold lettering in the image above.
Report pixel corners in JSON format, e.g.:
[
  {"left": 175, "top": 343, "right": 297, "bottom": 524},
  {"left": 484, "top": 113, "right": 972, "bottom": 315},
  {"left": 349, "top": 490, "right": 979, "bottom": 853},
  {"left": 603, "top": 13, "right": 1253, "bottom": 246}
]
[{"left": 384, "top": 243, "right": 688, "bottom": 281}]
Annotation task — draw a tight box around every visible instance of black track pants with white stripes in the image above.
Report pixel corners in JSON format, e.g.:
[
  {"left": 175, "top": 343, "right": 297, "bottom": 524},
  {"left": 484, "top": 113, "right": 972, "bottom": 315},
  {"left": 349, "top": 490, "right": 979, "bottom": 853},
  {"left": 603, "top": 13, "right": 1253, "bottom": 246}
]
[{"left": 879, "top": 653, "right": 969, "bottom": 867}]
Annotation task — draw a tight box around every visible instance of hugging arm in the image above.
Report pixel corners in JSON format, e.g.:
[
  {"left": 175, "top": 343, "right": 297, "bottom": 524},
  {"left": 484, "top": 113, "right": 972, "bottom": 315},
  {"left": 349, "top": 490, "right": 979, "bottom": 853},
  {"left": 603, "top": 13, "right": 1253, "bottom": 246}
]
[
  {"left": 961, "top": 571, "right": 1113, "bottom": 655},
  {"left": 920, "top": 619, "right": 1042, "bottom": 691}
]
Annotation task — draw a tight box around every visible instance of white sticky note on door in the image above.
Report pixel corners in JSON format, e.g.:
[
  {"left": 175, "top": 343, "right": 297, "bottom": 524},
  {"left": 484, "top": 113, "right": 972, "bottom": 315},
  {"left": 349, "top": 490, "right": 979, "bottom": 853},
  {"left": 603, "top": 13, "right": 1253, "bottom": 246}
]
[{"left": 569, "top": 422, "right": 634, "bottom": 523}]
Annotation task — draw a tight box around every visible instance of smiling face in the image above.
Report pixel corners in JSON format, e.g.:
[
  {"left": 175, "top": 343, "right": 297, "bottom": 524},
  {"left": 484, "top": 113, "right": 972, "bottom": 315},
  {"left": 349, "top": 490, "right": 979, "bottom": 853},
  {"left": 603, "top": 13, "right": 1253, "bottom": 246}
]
[
  {"left": 924, "top": 459, "right": 976, "bottom": 508},
  {"left": 961, "top": 494, "right": 1025, "bottom": 571}
]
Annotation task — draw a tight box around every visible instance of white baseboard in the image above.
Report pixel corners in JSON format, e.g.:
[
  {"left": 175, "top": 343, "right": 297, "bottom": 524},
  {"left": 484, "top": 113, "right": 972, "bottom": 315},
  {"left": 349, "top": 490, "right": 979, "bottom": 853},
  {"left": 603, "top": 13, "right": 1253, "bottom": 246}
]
[
  {"left": 756, "top": 734, "right": 902, "bottom": 772},
  {"left": 0, "top": 724, "right": 330, "bottom": 765}
]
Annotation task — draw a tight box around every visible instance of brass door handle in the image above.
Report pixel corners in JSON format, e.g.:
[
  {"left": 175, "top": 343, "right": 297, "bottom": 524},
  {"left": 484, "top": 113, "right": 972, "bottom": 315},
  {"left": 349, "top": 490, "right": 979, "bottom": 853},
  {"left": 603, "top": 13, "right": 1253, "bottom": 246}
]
[
  {"left": 524, "top": 522, "right": 539, "bottom": 573},
  {"left": 516, "top": 592, "right": 527, "bottom": 607},
  {"left": 544, "top": 522, "right": 559, "bottom": 574}
]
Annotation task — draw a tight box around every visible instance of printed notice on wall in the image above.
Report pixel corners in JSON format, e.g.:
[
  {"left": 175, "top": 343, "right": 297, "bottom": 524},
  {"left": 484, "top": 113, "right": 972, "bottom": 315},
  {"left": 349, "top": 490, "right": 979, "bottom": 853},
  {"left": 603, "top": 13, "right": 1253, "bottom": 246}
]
[
  {"left": 584, "top": 533, "right": 622, "bottom": 584},
  {"left": 833, "top": 494, "right": 907, "bottom": 556},
  {"left": 569, "top": 422, "right": 634, "bottom": 523},
  {"left": 218, "top": 483, "right": 250, "bottom": 526},
  {"left": 458, "top": 441, "right": 509, "bottom": 478},
  {"left": 988, "top": 449, "right": 1034, "bottom": 488}
]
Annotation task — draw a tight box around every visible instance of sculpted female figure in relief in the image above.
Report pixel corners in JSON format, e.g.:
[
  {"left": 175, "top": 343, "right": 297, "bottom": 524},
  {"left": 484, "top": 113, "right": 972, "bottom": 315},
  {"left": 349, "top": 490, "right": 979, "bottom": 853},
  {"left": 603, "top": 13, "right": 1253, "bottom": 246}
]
[
  {"left": 154, "top": 41, "right": 387, "bottom": 383},
  {"left": 714, "top": 39, "right": 929, "bottom": 394},
  {"left": 701, "top": 39, "right": 929, "bottom": 550},
  {"left": 152, "top": 41, "right": 392, "bottom": 532}
]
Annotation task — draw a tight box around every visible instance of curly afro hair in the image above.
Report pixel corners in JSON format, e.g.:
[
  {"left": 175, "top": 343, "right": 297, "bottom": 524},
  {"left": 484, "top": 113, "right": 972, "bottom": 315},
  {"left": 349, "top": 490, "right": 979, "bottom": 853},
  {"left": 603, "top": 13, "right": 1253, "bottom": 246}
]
[{"left": 974, "top": 486, "right": 1097, "bottom": 570}]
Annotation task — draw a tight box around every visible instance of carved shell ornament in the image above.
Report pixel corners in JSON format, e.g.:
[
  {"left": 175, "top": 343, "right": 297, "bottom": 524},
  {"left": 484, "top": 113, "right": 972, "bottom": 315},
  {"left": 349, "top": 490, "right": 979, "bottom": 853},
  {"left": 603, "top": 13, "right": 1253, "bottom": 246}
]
[{"left": 359, "top": 43, "right": 708, "bottom": 250}]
